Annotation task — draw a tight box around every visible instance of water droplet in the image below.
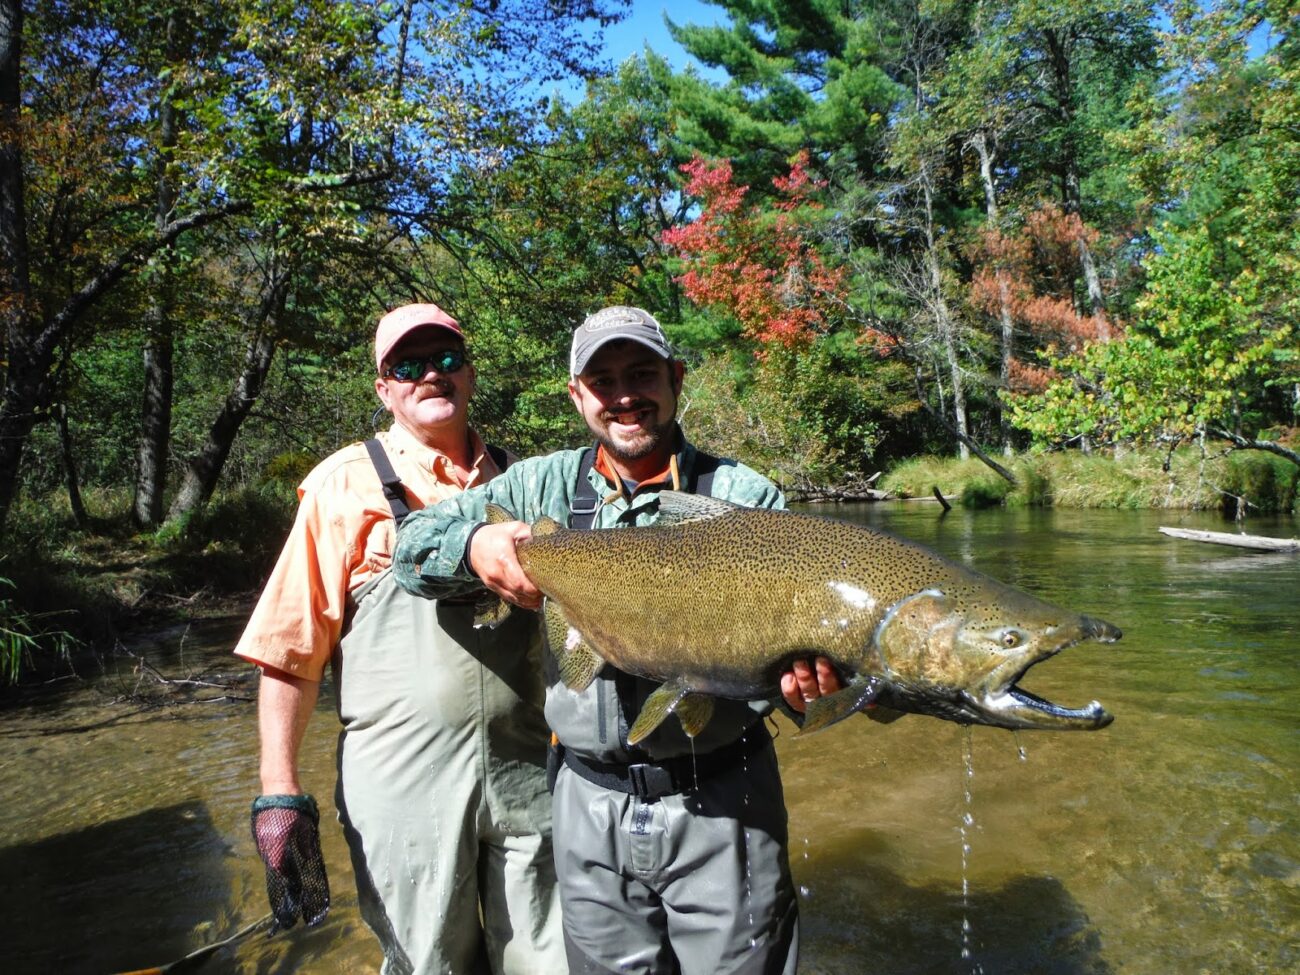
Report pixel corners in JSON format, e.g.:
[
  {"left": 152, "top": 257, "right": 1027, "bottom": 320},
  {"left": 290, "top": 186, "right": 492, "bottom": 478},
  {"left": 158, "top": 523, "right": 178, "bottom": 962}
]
[{"left": 799, "top": 885, "right": 811, "bottom": 898}]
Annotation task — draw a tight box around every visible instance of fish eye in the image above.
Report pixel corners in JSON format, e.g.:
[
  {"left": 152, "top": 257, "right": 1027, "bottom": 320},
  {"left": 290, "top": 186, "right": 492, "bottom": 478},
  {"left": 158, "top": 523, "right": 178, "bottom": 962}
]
[{"left": 999, "top": 629, "right": 1023, "bottom": 649}]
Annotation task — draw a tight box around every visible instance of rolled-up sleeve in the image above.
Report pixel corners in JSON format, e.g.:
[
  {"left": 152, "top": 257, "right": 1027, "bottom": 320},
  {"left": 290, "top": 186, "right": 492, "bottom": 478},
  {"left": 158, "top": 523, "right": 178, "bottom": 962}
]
[
  {"left": 393, "top": 491, "right": 485, "bottom": 600},
  {"left": 394, "top": 452, "right": 584, "bottom": 599},
  {"left": 234, "top": 485, "right": 357, "bottom": 679}
]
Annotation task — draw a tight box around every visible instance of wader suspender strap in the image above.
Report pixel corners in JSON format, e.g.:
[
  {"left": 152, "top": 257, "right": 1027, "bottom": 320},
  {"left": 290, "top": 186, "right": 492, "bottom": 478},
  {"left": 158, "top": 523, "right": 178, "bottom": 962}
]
[
  {"left": 564, "top": 442, "right": 723, "bottom": 786},
  {"left": 364, "top": 438, "right": 411, "bottom": 527},
  {"left": 568, "top": 445, "right": 721, "bottom": 530},
  {"left": 365, "top": 438, "right": 511, "bottom": 528}
]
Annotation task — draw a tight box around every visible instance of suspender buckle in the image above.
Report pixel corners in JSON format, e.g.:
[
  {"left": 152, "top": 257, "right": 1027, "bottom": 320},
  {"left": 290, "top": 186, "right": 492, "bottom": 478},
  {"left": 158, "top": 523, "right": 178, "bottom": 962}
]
[{"left": 567, "top": 495, "right": 600, "bottom": 528}]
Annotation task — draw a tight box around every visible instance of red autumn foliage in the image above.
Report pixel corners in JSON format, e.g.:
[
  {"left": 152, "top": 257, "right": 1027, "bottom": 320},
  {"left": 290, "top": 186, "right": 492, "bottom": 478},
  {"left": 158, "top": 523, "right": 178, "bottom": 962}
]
[
  {"left": 663, "top": 153, "right": 852, "bottom": 349},
  {"left": 1007, "top": 357, "right": 1057, "bottom": 394},
  {"left": 968, "top": 202, "right": 1120, "bottom": 383}
]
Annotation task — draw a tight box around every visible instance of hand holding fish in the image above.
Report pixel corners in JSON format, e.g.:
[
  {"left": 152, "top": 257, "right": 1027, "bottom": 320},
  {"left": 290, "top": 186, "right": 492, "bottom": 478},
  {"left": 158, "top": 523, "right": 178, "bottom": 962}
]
[
  {"left": 781, "top": 657, "right": 841, "bottom": 714},
  {"left": 468, "top": 519, "right": 544, "bottom": 610}
]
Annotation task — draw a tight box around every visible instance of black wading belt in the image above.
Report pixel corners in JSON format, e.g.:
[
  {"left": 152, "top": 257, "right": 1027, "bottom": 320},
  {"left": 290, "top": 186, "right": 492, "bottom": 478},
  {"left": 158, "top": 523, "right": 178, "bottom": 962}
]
[{"left": 559, "top": 443, "right": 762, "bottom": 799}]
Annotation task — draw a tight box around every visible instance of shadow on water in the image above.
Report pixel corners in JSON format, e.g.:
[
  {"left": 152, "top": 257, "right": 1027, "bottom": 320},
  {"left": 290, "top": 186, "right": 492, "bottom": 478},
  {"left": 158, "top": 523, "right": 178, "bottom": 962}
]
[
  {"left": 0, "top": 801, "right": 232, "bottom": 973},
  {"left": 0, "top": 798, "right": 368, "bottom": 974},
  {"left": 798, "top": 844, "right": 1111, "bottom": 975}
]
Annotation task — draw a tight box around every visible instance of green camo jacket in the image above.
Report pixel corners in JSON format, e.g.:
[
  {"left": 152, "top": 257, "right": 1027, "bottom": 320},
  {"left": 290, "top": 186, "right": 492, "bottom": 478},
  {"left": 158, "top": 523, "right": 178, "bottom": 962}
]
[{"left": 393, "top": 435, "right": 786, "bottom": 763}]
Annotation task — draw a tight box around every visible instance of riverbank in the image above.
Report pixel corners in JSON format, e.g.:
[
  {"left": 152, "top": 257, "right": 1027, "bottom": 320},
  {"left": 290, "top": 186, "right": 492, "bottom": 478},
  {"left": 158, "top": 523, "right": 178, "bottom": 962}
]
[
  {"left": 879, "top": 445, "right": 1298, "bottom": 515},
  {"left": 0, "top": 486, "right": 285, "bottom": 689}
]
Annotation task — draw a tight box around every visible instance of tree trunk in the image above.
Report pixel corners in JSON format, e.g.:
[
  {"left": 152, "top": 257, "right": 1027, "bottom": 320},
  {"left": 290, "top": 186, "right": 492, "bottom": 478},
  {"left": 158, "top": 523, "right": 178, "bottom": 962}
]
[
  {"left": 132, "top": 10, "right": 182, "bottom": 528},
  {"left": 1067, "top": 171, "right": 1108, "bottom": 339},
  {"left": 921, "top": 163, "right": 968, "bottom": 460},
  {"left": 0, "top": 0, "right": 38, "bottom": 534},
  {"left": 972, "top": 130, "right": 1017, "bottom": 455},
  {"left": 133, "top": 319, "right": 174, "bottom": 526},
  {"left": 166, "top": 280, "right": 287, "bottom": 523},
  {"left": 55, "top": 402, "right": 89, "bottom": 529},
  {"left": 1044, "top": 28, "right": 1108, "bottom": 343}
]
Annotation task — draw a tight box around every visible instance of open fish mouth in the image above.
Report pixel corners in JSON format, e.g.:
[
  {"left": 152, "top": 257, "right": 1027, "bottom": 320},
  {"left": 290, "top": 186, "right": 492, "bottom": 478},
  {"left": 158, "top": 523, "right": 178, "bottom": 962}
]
[
  {"left": 999, "top": 685, "right": 1112, "bottom": 727},
  {"left": 984, "top": 615, "right": 1121, "bottom": 730}
]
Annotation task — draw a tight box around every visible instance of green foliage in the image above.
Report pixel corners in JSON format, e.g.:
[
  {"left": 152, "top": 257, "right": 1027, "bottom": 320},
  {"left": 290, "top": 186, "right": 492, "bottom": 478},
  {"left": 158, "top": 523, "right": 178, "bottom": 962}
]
[
  {"left": 8, "top": 0, "right": 1298, "bottom": 559},
  {"left": 662, "top": 1, "right": 904, "bottom": 188},
  {"left": 162, "top": 484, "right": 299, "bottom": 580},
  {"left": 680, "top": 337, "right": 915, "bottom": 492},
  {"left": 961, "top": 475, "right": 1014, "bottom": 509},
  {"left": 1219, "top": 450, "right": 1299, "bottom": 515},
  {"left": 1007, "top": 3, "right": 1298, "bottom": 457},
  {"left": 0, "top": 575, "right": 78, "bottom": 686}
]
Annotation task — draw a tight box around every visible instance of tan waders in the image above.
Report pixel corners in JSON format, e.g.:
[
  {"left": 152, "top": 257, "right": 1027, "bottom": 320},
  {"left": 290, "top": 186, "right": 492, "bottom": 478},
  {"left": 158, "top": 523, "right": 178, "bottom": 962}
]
[{"left": 334, "top": 570, "right": 562, "bottom": 974}]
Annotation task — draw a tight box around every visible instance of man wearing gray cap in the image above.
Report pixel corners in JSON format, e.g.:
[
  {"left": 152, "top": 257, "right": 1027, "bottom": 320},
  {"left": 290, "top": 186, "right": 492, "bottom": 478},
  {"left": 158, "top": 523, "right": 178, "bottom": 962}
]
[
  {"left": 236, "top": 303, "right": 562, "bottom": 973},
  {"left": 394, "top": 305, "right": 838, "bottom": 974}
]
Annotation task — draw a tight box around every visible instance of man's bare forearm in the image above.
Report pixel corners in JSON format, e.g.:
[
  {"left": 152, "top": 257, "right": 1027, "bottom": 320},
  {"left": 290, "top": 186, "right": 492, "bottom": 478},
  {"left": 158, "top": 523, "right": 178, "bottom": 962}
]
[{"left": 258, "top": 666, "right": 320, "bottom": 795}]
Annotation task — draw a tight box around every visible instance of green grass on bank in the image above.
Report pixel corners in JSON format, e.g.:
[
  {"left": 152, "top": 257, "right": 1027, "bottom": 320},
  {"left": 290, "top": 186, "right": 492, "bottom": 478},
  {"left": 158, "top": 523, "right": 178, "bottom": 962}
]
[
  {"left": 1, "top": 483, "right": 298, "bottom": 686},
  {"left": 880, "top": 446, "right": 1299, "bottom": 514}
]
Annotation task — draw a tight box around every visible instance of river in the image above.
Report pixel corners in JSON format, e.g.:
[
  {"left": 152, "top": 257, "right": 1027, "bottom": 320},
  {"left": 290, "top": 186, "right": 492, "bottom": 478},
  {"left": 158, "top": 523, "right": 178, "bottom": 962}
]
[{"left": 1, "top": 506, "right": 1296, "bottom": 973}]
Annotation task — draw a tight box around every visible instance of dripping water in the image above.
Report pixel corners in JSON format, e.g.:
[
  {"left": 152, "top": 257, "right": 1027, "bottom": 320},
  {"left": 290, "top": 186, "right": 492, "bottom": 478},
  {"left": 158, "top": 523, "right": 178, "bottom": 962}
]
[{"left": 959, "top": 726, "right": 984, "bottom": 974}]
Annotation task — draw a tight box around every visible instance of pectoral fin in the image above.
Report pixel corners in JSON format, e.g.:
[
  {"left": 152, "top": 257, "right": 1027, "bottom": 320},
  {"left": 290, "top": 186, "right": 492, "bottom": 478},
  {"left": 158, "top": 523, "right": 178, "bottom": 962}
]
[
  {"left": 543, "top": 600, "right": 603, "bottom": 691},
  {"left": 472, "top": 591, "right": 512, "bottom": 629},
  {"left": 627, "top": 680, "right": 715, "bottom": 746},
  {"left": 865, "top": 704, "right": 907, "bottom": 724},
  {"left": 795, "top": 675, "right": 882, "bottom": 738},
  {"left": 674, "top": 692, "right": 716, "bottom": 739}
]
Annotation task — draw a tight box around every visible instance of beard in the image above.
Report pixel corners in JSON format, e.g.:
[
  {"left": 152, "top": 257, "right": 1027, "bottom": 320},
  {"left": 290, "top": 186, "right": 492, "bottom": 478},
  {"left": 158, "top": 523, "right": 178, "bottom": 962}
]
[{"left": 595, "top": 409, "right": 677, "bottom": 465}]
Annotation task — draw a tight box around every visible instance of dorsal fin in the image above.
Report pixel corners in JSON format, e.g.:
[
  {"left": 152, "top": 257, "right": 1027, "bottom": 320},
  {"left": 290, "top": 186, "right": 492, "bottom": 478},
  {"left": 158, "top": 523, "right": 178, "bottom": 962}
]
[
  {"left": 533, "top": 515, "right": 563, "bottom": 537},
  {"left": 655, "top": 490, "right": 741, "bottom": 526},
  {"left": 484, "top": 502, "right": 516, "bottom": 525}
]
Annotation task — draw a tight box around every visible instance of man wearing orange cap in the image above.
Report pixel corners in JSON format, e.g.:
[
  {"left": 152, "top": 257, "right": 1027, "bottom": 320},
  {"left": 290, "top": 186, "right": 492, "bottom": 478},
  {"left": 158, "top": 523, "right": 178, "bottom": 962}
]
[{"left": 236, "top": 304, "right": 561, "bottom": 973}]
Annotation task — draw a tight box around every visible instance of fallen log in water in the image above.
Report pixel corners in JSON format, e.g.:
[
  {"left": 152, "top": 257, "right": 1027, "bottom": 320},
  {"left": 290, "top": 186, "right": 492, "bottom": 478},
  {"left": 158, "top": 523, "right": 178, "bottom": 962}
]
[{"left": 1158, "top": 526, "right": 1300, "bottom": 552}]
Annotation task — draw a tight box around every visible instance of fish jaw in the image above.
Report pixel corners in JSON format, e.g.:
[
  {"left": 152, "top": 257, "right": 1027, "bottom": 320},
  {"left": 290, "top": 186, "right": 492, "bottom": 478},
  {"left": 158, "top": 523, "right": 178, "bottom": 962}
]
[
  {"left": 874, "top": 591, "right": 1120, "bottom": 731},
  {"left": 967, "top": 613, "right": 1119, "bottom": 730}
]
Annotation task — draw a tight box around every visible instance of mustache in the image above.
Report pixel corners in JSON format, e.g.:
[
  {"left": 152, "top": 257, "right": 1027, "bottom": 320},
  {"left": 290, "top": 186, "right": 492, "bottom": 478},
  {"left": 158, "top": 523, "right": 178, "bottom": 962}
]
[
  {"left": 415, "top": 379, "right": 456, "bottom": 393},
  {"left": 600, "top": 401, "right": 655, "bottom": 422}
]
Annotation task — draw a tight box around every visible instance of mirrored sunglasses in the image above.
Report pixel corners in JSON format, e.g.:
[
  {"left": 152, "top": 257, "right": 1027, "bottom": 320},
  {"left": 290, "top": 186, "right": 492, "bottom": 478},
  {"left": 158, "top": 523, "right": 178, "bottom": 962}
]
[{"left": 383, "top": 349, "right": 468, "bottom": 381}]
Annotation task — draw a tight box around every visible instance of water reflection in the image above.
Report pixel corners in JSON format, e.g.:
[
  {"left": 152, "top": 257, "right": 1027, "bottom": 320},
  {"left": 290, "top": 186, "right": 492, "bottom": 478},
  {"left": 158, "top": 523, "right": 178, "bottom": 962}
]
[{"left": 0, "top": 801, "right": 230, "bottom": 971}]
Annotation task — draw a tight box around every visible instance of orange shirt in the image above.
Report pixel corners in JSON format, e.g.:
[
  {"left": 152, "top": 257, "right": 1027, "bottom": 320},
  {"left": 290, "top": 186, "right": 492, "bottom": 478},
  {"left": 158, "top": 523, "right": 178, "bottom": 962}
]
[{"left": 234, "top": 422, "right": 500, "bottom": 680}]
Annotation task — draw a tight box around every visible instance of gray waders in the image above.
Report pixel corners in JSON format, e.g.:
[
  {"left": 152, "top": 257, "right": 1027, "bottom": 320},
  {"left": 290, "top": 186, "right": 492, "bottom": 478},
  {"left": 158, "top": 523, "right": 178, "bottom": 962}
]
[
  {"left": 335, "top": 571, "right": 562, "bottom": 974},
  {"left": 552, "top": 447, "right": 799, "bottom": 975}
]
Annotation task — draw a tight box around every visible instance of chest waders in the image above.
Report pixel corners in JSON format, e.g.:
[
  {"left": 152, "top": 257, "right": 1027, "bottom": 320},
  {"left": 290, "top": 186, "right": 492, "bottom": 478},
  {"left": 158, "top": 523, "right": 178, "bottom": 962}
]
[
  {"left": 550, "top": 446, "right": 800, "bottom": 975},
  {"left": 333, "top": 439, "right": 563, "bottom": 975}
]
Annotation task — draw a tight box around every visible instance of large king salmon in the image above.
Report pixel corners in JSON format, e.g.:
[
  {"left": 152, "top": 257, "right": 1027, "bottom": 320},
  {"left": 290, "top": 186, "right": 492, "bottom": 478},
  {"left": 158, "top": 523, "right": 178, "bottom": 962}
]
[{"left": 485, "top": 491, "right": 1119, "bottom": 744}]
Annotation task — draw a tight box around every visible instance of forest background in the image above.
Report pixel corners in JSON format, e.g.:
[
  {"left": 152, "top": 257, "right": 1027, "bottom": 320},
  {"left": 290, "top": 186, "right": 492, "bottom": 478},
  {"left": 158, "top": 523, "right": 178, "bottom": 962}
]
[{"left": 0, "top": 0, "right": 1297, "bottom": 675}]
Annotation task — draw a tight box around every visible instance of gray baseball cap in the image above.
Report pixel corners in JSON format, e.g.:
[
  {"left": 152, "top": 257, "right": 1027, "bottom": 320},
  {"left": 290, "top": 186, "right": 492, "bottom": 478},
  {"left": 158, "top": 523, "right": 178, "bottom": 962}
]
[{"left": 570, "top": 306, "right": 672, "bottom": 376}]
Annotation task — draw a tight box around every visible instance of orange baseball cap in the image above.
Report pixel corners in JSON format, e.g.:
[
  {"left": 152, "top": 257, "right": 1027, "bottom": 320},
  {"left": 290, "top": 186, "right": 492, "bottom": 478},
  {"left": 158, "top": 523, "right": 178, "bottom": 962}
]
[{"left": 375, "top": 303, "right": 463, "bottom": 373}]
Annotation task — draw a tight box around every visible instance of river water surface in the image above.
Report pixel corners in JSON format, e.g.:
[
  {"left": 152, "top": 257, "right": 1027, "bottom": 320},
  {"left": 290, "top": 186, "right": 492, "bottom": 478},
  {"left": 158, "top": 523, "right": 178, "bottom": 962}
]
[{"left": 1, "top": 506, "right": 1296, "bottom": 973}]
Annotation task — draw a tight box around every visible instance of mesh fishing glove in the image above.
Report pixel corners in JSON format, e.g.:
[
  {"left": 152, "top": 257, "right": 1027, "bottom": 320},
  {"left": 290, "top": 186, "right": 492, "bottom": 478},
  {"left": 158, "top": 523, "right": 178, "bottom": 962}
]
[{"left": 251, "top": 794, "right": 330, "bottom": 931}]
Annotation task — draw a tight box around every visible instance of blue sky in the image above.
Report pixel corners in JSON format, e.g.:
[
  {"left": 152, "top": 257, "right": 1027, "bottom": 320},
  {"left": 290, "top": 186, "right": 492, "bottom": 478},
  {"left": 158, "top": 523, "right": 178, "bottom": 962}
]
[
  {"left": 600, "top": 1, "right": 723, "bottom": 67},
  {"left": 546, "top": 0, "right": 730, "bottom": 103}
]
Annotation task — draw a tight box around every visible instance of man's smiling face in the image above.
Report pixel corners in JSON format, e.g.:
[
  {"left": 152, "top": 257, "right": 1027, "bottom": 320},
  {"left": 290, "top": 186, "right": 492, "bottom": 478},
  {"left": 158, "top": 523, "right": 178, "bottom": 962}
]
[
  {"left": 375, "top": 329, "right": 475, "bottom": 445},
  {"left": 568, "top": 339, "right": 684, "bottom": 474}
]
